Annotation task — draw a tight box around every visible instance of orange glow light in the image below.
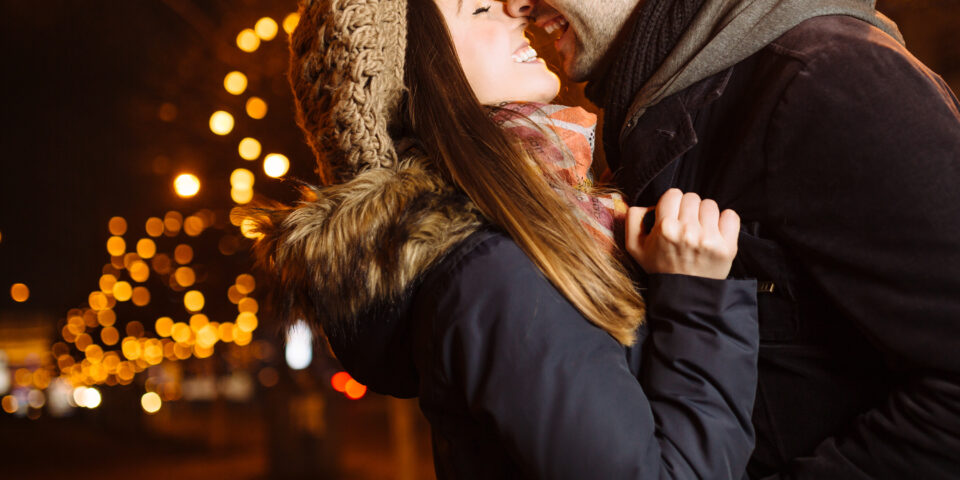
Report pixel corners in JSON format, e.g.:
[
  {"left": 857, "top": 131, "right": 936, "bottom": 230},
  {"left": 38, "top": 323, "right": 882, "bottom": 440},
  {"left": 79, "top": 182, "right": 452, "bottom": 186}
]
[
  {"left": 331, "top": 372, "right": 351, "bottom": 392},
  {"left": 10, "top": 283, "right": 29, "bottom": 302}
]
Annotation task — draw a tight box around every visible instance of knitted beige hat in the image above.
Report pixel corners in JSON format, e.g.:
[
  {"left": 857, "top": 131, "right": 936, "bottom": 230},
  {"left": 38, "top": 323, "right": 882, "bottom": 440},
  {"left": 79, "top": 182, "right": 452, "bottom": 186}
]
[{"left": 288, "top": 0, "right": 408, "bottom": 183}]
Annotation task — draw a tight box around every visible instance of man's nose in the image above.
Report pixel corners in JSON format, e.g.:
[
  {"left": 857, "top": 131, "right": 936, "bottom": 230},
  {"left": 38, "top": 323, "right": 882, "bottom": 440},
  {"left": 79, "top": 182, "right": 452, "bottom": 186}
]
[{"left": 504, "top": 0, "right": 536, "bottom": 18}]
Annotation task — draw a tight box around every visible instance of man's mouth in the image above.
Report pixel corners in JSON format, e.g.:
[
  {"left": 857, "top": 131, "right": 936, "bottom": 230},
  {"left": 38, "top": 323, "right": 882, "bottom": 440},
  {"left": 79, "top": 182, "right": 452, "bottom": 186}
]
[{"left": 538, "top": 13, "right": 569, "bottom": 37}]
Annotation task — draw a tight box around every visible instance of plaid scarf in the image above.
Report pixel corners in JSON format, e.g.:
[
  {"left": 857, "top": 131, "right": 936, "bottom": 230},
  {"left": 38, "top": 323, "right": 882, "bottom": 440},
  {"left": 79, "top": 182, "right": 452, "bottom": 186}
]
[{"left": 491, "top": 102, "right": 628, "bottom": 252}]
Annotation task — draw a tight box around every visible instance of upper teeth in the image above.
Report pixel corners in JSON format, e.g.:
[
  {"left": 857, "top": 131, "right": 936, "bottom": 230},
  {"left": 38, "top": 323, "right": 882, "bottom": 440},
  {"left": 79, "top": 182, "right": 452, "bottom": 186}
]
[
  {"left": 543, "top": 16, "right": 568, "bottom": 35},
  {"left": 513, "top": 46, "right": 538, "bottom": 63}
]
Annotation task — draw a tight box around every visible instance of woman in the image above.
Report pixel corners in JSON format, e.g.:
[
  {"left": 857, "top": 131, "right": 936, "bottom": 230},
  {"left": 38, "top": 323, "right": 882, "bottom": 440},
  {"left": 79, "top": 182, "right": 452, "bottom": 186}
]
[{"left": 251, "top": 0, "right": 758, "bottom": 478}]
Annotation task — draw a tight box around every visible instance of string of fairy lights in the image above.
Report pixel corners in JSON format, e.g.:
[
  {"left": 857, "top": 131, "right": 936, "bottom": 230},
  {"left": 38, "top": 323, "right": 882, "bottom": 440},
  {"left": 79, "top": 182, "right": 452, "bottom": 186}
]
[{"left": 2, "top": 9, "right": 365, "bottom": 419}]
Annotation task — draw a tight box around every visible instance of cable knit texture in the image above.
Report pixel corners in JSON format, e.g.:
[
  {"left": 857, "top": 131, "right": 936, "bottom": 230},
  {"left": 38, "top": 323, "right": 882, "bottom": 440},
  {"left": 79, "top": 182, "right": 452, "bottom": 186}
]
[{"left": 288, "top": 0, "right": 408, "bottom": 183}]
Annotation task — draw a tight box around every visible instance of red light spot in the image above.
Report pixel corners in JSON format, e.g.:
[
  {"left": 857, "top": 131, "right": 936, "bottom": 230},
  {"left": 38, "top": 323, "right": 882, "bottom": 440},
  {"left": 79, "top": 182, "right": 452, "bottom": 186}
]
[
  {"left": 331, "top": 371, "right": 351, "bottom": 392},
  {"left": 344, "top": 379, "right": 367, "bottom": 400}
]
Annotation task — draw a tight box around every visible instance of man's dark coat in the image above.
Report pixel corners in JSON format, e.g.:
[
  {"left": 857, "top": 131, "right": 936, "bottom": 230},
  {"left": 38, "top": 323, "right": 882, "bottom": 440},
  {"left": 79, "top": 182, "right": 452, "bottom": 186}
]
[{"left": 609, "top": 15, "right": 960, "bottom": 479}]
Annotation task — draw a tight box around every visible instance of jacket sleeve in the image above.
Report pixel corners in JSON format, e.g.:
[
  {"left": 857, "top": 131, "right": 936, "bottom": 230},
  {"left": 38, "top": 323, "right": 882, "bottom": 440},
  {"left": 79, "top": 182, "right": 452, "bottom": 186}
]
[
  {"left": 762, "top": 30, "right": 960, "bottom": 479},
  {"left": 431, "top": 234, "right": 758, "bottom": 479}
]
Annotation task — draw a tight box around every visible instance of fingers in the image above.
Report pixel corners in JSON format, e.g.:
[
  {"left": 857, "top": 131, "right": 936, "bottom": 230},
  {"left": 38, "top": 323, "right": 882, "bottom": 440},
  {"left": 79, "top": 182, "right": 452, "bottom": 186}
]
[
  {"left": 656, "top": 188, "right": 683, "bottom": 221},
  {"left": 719, "top": 209, "right": 741, "bottom": 252},
  {"left": 699, "top": 199, "right": 720, "bottom": 235},
  {"left": 625, "top": 206, "right": 649, "bottom": 260},
  {"left": 678, "top": 192, "right": 701, "bottom": 225}
]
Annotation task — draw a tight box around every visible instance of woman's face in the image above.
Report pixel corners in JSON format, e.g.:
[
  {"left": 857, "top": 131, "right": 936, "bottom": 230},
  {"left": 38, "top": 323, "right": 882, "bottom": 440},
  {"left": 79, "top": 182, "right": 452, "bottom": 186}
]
[{"left": 435, "top": 0, "right": 560, "bottom": 105}]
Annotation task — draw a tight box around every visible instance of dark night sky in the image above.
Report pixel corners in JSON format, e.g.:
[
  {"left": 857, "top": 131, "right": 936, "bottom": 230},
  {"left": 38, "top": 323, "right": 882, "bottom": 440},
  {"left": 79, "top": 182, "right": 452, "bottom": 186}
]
[{"left": 1, "top": 1, "right": 958, "bottom": 319}]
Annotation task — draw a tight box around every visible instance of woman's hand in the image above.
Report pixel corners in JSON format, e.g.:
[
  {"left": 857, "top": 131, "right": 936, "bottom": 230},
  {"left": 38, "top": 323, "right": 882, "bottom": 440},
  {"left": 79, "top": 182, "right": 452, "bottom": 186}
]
[{"left": 625, "top": 188, "right": 740, "bottom": 279}]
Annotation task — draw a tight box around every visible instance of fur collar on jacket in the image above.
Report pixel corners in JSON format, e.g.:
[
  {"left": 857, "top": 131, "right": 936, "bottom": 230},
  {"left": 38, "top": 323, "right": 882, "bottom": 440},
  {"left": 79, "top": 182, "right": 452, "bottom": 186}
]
[{"left": 250, "top": 152, "right": 484, "bottom": 339}]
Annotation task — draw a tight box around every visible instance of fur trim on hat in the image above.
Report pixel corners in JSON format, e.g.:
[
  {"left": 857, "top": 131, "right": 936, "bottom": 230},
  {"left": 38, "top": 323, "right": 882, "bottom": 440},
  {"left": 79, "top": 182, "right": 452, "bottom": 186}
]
[{"left": 248, "top": 153, "right": 484, "bottom": 334}]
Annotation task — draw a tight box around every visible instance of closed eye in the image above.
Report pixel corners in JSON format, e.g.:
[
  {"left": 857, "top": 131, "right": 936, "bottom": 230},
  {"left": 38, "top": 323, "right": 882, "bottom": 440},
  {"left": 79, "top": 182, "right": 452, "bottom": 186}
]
[{"left": 472, "top": 5, "right": 491, "bottom": 14}]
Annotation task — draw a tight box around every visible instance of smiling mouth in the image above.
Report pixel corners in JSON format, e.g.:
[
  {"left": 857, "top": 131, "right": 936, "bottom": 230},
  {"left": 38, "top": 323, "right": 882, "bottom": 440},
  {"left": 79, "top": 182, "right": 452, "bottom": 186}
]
[
  {"left": 512, "top": 44, "right": 542, "bottom": 63},
  {"left": 539, "top": 13, "right": 569, "bottom": 37}
]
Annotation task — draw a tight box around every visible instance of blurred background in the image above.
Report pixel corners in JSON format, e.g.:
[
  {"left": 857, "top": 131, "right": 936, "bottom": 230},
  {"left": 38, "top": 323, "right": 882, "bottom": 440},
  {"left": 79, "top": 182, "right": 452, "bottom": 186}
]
[{"left": 0, "top": 1, "right": 956, "bottom": 479}]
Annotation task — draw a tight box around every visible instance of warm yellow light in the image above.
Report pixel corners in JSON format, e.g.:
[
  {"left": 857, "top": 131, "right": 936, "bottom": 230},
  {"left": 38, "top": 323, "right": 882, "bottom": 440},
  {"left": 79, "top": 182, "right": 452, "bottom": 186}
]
[
  {"left": 197, "top": 324, "right": 218, "bottom": 348},
  {"left": 219, "top": 322, "right": 236, "bottom": 343},
  {"left": 230, "top": 168, "right": 255, "bottom": 190},
  {"left": 282, "top": 12, "right": 300, "bottom": 34},
  {"left": 10, "top": 283, "right": 29, "bottom": 302},
  {"left": 227, "top": 285, "right": 244, "bottom": 304},
  {"left": 174, "top": 266, "right": 196, "bottom": 287},
  {"left": 129, "top": 261, "right": 150, "bottom": 283},
  {"left": 238, "top": 137, "right": 261, "bottom": 160},
  {"left": 236, "top": 312, "right": 258, "bottom": 333},
  {"left": 101, "top": 326, "right": 120, "bottom": 346},
  {"left": 113, "top": 281, "right": 133, "bottom": 302},
  {"left": 145, "top": 217, "right": 164, "bottom": 237},
  {"left": 255, "top": 17, "right": 279, "bottom": 40},
  {"left": 171, "top": 322, "right": 191, "bottom": 344},
  {"left": 235, "top": 274, "right": 256, "bottom": 294},
  {"left": 184, "top": 290, "right": 205, "bottom": 312},
  {"left": 97, "top": 309, "right": 116, "bottom": 327},
  {"left": 121, "top": 337, "right": 142, "bottom": 360},
  {"left": 209, "top": 110, "right": 235, "bottom": 135},
  {"left": 144, "top": 340, "right": 163, "bottom": 365},
  {"left": 174, "top": 244, "right": 193, "bottom": 264},
  {"left": 263, "top": 153, "right": 290, "bottom": 178},
  {"left": 236, "top": 28, "right": 260, "bottom": 52},
  {"left": 75, "top": 333, "right": 92, "bottom": 351},
  {"left": 231, "top": 187, "right": 254, "bottom": 205},
  {"left": 238, "top": 297, "right": 259, "bottom": 314},
  {"left": 164, "top": 211, "right": 183, "bottom": 234},
  {"left": 183, "top": 216, "right": 204, "bottom": 236},
  {"left": 155, "top": 317, "right": 173, "bottom": 337},
  {"left": 88, "top": 291, "right": 109, "bottom": 311},
  {"left": 223, "top": 71, "right": 248, "bottom": 95},
  {"left": 132, "top": 286, "right": 150, "bottom": 306},
  {"left": 245, "top": 97, "right": 267, "bottom": 119},
  {"left": 189, "top": 313, "right": 209, "bottom": 332},
  {"left": 141, "top": 392, "right": 162, "bottom": 414},
  {"left": 136, "top": 238, "right": 156, "bottom": 259},
  {"left": 98, "top": 274, "right": 117, "bottom": 294},
  {"left": 85, "top": 344, "right": 104, "bottom": 363},
  {"left": 108, "top": 216, "right": 128, "bottom": 236},
  {"left": 174, "top": 173, "right": 201, "bottom": 197},
  {"left": 106, "top": 236, "right": 126, "bottom": 256}
]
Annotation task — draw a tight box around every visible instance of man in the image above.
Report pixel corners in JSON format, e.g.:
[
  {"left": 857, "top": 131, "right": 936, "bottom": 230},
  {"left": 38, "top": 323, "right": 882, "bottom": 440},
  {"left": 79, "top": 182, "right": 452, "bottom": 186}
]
[{"left": 504, "top": 0, "right": 960, "bottom": 478}]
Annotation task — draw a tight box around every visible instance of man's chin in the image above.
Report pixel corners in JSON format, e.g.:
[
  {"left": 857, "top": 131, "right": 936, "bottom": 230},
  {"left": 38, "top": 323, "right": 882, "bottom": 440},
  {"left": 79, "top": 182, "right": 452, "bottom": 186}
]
[{"left": 561, "top": 54, "right": 593, "bottom": 83}]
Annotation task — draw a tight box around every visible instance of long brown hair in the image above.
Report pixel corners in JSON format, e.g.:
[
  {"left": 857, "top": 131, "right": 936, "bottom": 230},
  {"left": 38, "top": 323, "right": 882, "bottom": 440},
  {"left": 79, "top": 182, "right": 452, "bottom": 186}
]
[{"left": 404, "top": 0, "right": 645, "bottom": 344}]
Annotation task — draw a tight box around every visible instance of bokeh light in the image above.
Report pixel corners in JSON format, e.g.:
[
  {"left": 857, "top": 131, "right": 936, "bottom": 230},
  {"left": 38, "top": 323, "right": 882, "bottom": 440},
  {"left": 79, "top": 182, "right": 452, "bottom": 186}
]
[
  {"left": 183, "top": 290, "right": 205, "bottom": 312},
  {"left": 236, "top": 28, "right": 260, "bottom": 52},
  {"left": 174, "top": 174, "right": 201, "bottom": 197},
  {"left": 209, "top": 110, "right": 235, "bottom": 135},
  {"left": 282, "top": 12, "right": 300, "bottom": 34},
  {"left": 136, "top": 238, "right": 157, "bottom": 259},
  {"left": 223, "top": 71, "right": 248, "bottom": 95},
  {"left": 141, "top": 392, "right": 162, "bottom": 414},
  {"left": 106, "top": 236, "right": 126, "bottom": 256},
  {"left": 108, "top": 216, "right": 128, "bottom": 236},
  {"left": 238, "top": 137, "right": 261, "bottom": 160},
  {"left": 230, "top": 168, "right": 255, "bottom": 190},
  {"left": 255, "top": 17, "right": 278, "bottom": 40},
  {"left": 10, "top": 283, "right": 29, "bottom": 302},
  {"left": 263, "top": 153, "right": 289, "bottom": 178},
  {"left": 246, "top": 97, "right": 267, "bottom": 119},
  {"left": 231, "top": 188, "right": 254, "bottom": 205}
]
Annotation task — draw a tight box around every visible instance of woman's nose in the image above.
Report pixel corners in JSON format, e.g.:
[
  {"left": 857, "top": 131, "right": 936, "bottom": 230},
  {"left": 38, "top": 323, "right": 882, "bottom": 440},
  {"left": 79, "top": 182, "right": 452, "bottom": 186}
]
[{"left": 504, "top": 0, "right": 536, "bottom": 18}]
